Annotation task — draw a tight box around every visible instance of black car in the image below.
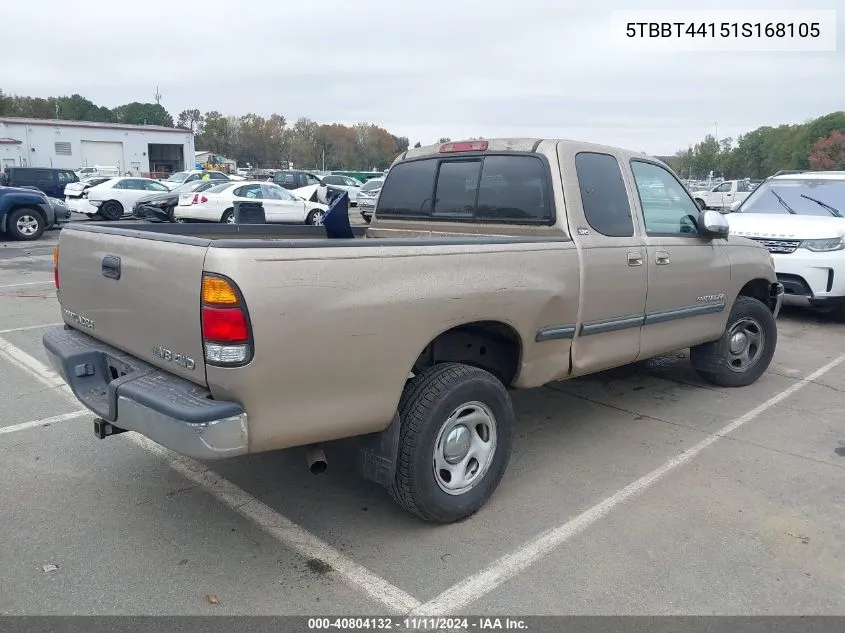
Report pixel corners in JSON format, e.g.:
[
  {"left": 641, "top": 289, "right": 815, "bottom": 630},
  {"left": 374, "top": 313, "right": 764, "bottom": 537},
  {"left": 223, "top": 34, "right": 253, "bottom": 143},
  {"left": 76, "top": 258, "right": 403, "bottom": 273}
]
[
  {"left": 0, "top": 167, "right": 79, "bottom": 198},
  {"left": 132, "top": 179, "right": 221, "bottom": 222}
]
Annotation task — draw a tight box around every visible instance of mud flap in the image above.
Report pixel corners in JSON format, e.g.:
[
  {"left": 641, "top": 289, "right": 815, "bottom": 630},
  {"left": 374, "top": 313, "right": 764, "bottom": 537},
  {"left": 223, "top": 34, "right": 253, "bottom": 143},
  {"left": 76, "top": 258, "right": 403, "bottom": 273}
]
[{"left": 356, "top": 413, "right": 401, "bottom": 488}]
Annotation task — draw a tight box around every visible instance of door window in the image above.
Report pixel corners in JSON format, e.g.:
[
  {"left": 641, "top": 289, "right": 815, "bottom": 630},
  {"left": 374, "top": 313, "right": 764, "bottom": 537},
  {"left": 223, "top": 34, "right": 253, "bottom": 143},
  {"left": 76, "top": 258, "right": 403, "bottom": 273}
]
[
  {"left": 574, "top": 152, "right": 633, "bottom": 237},
  {"left": 234, "top": 184, "right": 262, "bottom": 199},
  {"left": 714, "top": 182, "right": 732, "bottom": 192},
  {"left": 144, "top": 180, "right": 170, "bottom": 191},
  {"left": 260, "top": 184, "right": 284, "bottom": 199},
  {"left": 58, "top": 171, "right": 77, "bottom": 184},
  {"left": 305, "top": 174, "right": 322, "bottom": 186},
  {"left": 631, "top": 161, "right": 700, "bottom": 237}
]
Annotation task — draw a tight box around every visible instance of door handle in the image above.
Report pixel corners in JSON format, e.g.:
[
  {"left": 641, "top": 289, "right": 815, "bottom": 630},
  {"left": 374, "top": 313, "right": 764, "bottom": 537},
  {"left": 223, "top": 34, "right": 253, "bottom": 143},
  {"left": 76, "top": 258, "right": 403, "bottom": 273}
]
[
  {"left": 627, "top": 252, "right": 643, "bottom": 266},
  {"left": 101, "top": 255, "right": 121, "bottom": 280},
  {"left": 655, "top": 251, "right": 670, "bottom": 265}
]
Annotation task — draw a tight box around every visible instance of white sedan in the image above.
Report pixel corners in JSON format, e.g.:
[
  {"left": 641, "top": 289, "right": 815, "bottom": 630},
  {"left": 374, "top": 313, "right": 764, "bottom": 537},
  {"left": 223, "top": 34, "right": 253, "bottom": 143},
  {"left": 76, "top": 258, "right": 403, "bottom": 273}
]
[
  {"left": 78, "top": 177, "right": 171, "bottom": 220},
  {"left": 174, "top": 181, "right": 331, "bottom": 225}
]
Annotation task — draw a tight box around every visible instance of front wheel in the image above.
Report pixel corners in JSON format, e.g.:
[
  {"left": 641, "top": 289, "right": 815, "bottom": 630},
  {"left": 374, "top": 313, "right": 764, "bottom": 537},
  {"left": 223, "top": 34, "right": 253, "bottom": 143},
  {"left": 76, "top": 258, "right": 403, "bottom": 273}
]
[
  {"left": 690, "top": 296, "right": 777, "bottom": 387},
  {"left": 388, "top": 363, "right": 514, "bottom": 523},
  {"left": 7, "top": 208, "right": 45, "bottom": 241},
  {"left": 695, "top": 198, "right": 706, "bottom": 210},
  {"left": 306, "top": 209, "right": 325, "bottom": 225}
]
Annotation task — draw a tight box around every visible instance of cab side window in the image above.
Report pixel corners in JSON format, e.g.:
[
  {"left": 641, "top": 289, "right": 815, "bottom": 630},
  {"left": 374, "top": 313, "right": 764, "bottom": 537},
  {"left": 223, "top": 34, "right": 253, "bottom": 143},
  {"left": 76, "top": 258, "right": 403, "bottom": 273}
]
[
  {"left": 631, "top": 160, "right": 700, "bottom": 237},
  {"left": 574, "top": 152, "right": 633, "bottom": 237}
]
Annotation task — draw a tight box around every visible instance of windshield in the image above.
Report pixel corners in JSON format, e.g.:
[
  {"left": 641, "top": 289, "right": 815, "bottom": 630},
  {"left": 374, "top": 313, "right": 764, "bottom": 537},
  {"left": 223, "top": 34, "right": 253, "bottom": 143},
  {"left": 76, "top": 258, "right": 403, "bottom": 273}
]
[
  {"left": 738, "top": 178, "right": 845, "bottom": 217},
  {"left": 361, "top": 179, "right": 384, "bottom": 192},
  {"left": 166, "top": 172, "right": 189, "bottom": 183}
]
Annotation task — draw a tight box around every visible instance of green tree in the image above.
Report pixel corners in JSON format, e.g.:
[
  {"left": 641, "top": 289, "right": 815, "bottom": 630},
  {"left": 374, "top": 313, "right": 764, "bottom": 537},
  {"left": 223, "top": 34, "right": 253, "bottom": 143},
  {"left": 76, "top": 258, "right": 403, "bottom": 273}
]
[
  {"left": 112, "top": 102, "right": 174, "bottom": 127},
  {"left": 176, "top": 108, "right": 203, "bottom": 133}
]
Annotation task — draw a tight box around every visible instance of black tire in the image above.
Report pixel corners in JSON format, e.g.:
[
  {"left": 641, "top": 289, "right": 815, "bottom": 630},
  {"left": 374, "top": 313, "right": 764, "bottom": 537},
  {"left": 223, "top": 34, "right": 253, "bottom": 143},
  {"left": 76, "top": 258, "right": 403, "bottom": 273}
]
[
  {"left": 7, "top": 207, "right": 45, "bottom": 241},
  {"left": 388, "top": 362, "right": 514, "bottom": 523},
  {"left": 221, "top": 209, "right": 234, "bottom": 224},
  {"left": 690, "top": 296, "right": 777, "bottom": 387},
  {"left": 167, "top": 205, "right": 177, "bottom": 223},
  {"left": 695, "top": 198, "right": 706, "bottom": 210},
  {"left": 100, "top": 200, "right": 123, "bottom": 221},
  {"left": 306, "top": 209, "right": 325, "bottom": 225}
]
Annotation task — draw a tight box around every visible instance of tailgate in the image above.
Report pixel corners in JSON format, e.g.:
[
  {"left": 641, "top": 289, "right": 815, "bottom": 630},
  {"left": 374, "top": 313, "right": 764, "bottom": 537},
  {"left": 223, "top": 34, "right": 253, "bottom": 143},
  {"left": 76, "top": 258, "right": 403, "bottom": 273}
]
[{"left": 56, "top": 227, "right": 209, "bottom": 385}]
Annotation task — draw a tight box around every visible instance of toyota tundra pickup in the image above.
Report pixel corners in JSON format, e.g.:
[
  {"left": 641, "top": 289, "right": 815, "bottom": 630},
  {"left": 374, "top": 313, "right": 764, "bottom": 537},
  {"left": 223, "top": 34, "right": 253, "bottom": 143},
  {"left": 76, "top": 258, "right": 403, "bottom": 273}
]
[{"left": 43, "top": 138, "right": 784, "bottom": 523}]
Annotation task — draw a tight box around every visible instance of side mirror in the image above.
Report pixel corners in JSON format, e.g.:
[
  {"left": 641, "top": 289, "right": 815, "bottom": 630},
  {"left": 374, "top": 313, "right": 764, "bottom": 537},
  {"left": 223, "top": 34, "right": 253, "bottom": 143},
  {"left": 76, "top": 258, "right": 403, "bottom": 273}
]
[
  {"left": 699, "top": 209, "right": 729, "bottom": 238},
  {"left": 729, "top": 200, "right": 742, "bottom": 212}
]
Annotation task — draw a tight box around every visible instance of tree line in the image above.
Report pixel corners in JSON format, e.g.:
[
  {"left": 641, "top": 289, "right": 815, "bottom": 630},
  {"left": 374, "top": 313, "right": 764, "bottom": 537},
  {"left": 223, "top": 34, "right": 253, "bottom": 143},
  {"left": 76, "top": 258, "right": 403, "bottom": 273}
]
[
  {"left": 0, "top": 90, "right": 413, "bottom": 171},
  {"left": 665, "top": 111, "right": 845, "bottom": 180}
]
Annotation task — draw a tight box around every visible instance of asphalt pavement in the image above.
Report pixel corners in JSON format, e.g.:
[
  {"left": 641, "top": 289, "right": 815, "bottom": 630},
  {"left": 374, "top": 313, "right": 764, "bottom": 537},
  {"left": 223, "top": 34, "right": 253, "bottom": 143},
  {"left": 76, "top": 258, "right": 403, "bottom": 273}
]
[{"left": 0, "top": 222, "right": 843, "bottom": 617}]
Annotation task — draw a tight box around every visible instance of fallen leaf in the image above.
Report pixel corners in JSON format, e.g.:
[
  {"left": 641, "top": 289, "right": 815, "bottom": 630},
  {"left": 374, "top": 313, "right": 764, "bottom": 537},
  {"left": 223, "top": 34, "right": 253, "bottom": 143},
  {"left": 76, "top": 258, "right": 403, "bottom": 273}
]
[
  {"left": 43, "top": 564, "right": 59, "bottom": 572},
  {"left": 206, "top": 595, "right": 219, "bottom": 605}
]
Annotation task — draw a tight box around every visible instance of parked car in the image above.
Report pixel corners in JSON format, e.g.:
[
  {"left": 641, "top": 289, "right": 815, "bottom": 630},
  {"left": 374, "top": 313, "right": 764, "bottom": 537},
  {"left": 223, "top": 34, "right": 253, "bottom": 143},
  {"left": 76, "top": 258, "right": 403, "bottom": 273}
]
[
  {"left": 1, "top": 167, "right": 79, "bottom": 199},
  {"left": 44, "top": 137, "right": 781, "bottom": 523},
  {"left": 357, "top": 177, "right": 384, "bottom": 223},
  {"left": 161, "top": 170, "right": 231, "bottom": 190},
  {"left": 691, "top": 179, "right": 754, "bottom": 211},
  {"left": 81, "top": 177, "right": 172, "bottom": 220},
  {"left": 321, "top": 174, "right": 364, "bottom": 206},
  {"left": 76, "top": 165, "right": 121, "bottom": 179},
  {"left": 726, "top": 170, "right": 845, "bottom": 319},
  {"left": 64, "top": 177, "right": 114, "bottom": 214},
  {"left": 271, "top": 170, "right": 329, "bottom": 202},
  {"left": 174, "top": 180, "right": 330, "bottom": 225},
  {"left": 132, "top": 179, "right": 223, "bottom": 223},
  {"left": 0, "top": 186, "right": 59, "bottom": 240}
]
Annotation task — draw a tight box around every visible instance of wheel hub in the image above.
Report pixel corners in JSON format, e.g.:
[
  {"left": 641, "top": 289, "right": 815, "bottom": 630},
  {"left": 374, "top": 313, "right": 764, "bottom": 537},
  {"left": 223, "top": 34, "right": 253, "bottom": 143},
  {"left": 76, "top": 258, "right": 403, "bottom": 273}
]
[
  {"left": 443, "top": 425, "right": 471, "bottom": 464},
  {"left": 729, "top": 331, "right": 748, "bottom": 354}
]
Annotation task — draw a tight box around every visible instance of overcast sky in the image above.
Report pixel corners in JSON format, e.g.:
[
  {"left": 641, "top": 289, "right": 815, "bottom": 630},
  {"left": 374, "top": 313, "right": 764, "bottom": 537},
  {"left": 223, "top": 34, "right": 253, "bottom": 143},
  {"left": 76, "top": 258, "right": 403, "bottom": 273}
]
[{"left": 2, "top": 0, "right": 843, "bottom": 155}]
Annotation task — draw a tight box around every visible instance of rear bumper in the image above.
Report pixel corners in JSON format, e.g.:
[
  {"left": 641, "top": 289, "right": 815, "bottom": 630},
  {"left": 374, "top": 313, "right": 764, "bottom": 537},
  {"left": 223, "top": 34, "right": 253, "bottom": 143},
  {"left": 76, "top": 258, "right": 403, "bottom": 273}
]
[{"left": 42, "top": 326, "right": 248, "bottom": 460}]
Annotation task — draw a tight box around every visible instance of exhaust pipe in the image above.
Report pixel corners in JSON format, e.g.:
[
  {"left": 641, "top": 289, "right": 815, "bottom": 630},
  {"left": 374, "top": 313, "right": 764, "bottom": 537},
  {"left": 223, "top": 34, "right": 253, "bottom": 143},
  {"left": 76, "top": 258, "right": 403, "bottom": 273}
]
[{"left": 305, "top": 445, "right": 328, "bottom": 475}]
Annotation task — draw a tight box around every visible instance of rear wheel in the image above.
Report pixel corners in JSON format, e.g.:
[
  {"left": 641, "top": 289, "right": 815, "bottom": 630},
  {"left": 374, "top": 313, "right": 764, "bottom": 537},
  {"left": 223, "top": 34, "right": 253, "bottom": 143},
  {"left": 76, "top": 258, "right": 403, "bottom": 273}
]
[
  {"left": 167, "top": 205, "right": 177, "bottom": 223},
  {"left": 221, "top": 209, "right": 235, "bottom": 224},
  {"left": 387, "top": 363, "right": 514, "bottom": 523},
  {"left": 7, "top": 208, "right": 45, "bottom": 241},
  {"left": 306, "top": 209, "right": 325, "bottom": 225},
  {"left": 100, "top": 200, "right": 123, "bottom": 221},
  {"left": 691, "top": 296, "right": 776, "bottom": 387}
]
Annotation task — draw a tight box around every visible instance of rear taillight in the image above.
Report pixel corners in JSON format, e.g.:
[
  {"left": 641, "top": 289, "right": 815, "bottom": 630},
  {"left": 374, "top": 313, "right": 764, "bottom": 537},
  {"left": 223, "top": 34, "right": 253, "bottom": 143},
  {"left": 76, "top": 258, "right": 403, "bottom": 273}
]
[
  {"left": 53, "top": 246, "right": 59, "bottom": 290},
  {"left": 201, "top": 274, "right": 252, "bottom": 366},
  {"left": 192, "top": 194, "right": 208, "bottom": 204}
]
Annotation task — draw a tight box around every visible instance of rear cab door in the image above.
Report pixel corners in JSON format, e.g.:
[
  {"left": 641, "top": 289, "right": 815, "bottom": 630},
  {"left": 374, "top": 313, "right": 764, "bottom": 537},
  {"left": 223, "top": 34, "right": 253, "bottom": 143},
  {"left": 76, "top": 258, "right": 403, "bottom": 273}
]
[
  {"left": 627, "top": 159, "right": 731, "bottom": 357},
  {"left": 556, "top": 143, "right": 647, "bottom": 376}
]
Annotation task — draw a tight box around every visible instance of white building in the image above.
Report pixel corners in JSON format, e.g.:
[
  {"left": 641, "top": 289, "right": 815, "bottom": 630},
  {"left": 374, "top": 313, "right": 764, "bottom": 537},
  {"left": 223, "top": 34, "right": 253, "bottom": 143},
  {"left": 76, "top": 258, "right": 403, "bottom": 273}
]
[{"left": 0, "top": 117, "right": 195, "bottom": 177}]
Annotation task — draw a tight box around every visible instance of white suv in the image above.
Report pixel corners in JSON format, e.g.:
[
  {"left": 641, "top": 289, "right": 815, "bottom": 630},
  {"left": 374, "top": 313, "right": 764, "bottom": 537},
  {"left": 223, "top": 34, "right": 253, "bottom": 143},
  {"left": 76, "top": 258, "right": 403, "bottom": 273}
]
[{"left": 726, "top": 171, "right": 845, "bottom": 318}]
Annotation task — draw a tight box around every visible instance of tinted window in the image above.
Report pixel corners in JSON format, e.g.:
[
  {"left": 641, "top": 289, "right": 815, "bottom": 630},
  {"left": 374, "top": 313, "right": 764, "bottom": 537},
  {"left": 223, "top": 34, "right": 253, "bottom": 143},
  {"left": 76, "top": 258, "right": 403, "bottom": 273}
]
[
  {"left": 433, "top": 160, "right": 480, "bottom": 217},
  {"left": 323, "top": 176, "right": 341, "bottom": 185},
  {"left": 715, "top": 182, "right": 732, "bottom": 192},
  {"left": 206, "top": 183, "right": 233, "bottom": 194},
  {"left": 144, "top": 180, "right": 169, "bottom": 191},
  {"left": 376, "top": 159, "right": 438, "bottom": 217},
  {"left": 58, "top": 171, "right": 77, "bottom": 184},
  {"left": 209, "top": 171, "right": 228, "bottom": 180},
  {"left": 631, "top": 161, "right": 700, "bottom": 236},
  {"left": 11, "top": 170, "right": 37, "bottom": 186},
  {"left": 574, "top": 152, "right": 633, "bottom": 237},
  {"left": 475, "top": 156, "right": 551, "bottom": 222}
]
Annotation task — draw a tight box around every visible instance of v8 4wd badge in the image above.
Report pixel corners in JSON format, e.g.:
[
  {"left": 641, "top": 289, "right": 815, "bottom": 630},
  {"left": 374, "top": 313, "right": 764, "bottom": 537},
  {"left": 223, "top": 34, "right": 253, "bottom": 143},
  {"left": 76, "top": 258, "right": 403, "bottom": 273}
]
[{"left": 152, "top": 346, "right": 196, "bottom": 370}]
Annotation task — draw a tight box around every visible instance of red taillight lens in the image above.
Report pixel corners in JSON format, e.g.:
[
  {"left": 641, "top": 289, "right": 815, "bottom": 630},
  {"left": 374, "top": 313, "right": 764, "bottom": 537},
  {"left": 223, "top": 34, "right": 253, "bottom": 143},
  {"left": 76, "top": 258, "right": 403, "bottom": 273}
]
[
  {"left": 440, "top": 140, "right": 488, "bottom": 153},
  {"left": 192, "top": 194, "right": 199, "bottom": 204},
  {"left": 202, "top": 306, "right": 248, "bottom": 343},
  {"left": 200, "top": 195, "right": 208, "bottom": 203}
]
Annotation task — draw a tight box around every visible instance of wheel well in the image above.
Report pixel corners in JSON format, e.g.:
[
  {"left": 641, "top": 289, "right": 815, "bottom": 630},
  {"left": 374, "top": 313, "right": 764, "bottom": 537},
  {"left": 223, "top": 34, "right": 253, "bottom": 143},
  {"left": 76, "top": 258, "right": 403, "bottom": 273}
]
[
  {"left": 738, "top": 278, "right": 770, "bottom": 307},
  {"left": 222, "top": 207, "right": 234, "bottom": 221},
  {"left": 412, "top": 321, "right": 522, "bottom": 386}
]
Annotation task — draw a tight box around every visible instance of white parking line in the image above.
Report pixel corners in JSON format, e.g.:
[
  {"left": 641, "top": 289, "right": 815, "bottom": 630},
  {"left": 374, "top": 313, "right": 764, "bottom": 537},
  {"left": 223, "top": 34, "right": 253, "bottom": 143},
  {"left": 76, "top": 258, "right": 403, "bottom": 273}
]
[
  {"left": 0, "top": 336, "right": 422, "bottom": 614},
  {"left": 0, "top": 323, "right": 62, "bottom": 334},
  {"left": 0, "top": 281, "right": 53, "bottom": 289},
  {"left": 410, "top": 352, "right": 845, "bottom": 615},
  {"left": 0, "top": 410, "right": 88, "bottom": 435}
]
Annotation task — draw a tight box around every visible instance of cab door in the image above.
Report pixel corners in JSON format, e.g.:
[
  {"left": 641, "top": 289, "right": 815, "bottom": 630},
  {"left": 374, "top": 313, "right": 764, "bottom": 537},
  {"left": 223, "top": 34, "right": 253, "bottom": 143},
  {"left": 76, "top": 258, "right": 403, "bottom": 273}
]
[
  {"left": 557, "top": 144, "right": 647, "bottom": 376},
  {"left": 628, "top": 160, "right": 732, "bottom": 358}
]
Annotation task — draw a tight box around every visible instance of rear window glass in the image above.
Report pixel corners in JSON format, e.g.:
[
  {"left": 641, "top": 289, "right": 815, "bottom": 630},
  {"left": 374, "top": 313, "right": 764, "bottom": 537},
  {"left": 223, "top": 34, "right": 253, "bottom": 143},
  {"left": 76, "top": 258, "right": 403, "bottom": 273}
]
[
  {"left": 574, "top": 152, "right": 633, "bottom": 237},
  {"left": 206, "top": 183, "right": 232, "bottom": 194},
  {"left": 376, "top": 159, "right": 438, "bottom": 216},
  {"left": 377, "top": 154, "right": 552, "bottom": 223}
]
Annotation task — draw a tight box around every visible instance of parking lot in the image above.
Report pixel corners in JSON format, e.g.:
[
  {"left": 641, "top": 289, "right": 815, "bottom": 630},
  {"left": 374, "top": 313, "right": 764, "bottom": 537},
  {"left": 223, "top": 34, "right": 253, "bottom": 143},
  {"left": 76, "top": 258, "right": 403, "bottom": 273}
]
[{"left": 1, "top": 221, "right": 844, "bottom": 617}]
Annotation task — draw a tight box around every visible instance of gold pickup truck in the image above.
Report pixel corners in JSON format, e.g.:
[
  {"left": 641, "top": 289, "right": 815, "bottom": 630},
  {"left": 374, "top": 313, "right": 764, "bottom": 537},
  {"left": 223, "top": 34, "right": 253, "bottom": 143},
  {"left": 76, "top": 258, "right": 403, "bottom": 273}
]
[{"left": 43, "top": 138, "right": 784, "bottom": 523}]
